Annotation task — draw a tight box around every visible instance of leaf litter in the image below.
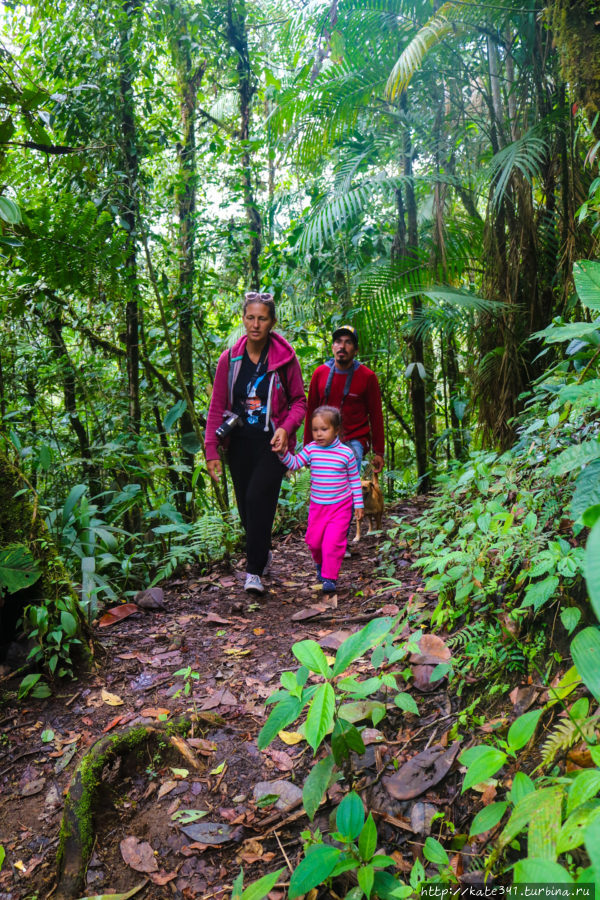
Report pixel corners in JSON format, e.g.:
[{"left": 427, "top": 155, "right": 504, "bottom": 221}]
[{"left": 0, "top": 502, "right": 496, "bottom": 899}]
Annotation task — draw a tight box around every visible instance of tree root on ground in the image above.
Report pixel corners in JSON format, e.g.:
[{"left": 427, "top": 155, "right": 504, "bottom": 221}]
[{"left": 55, "top": 720, "right": 197, "bottom": 900}]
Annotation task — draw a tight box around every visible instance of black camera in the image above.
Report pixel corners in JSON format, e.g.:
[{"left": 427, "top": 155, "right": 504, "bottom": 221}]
[{"left": 216, "top": 410, "right": 242, "bottom": 440}]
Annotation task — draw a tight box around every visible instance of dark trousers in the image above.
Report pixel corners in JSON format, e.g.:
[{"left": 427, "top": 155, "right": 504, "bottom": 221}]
[{"left": 227, "top": 434, "right": 286, "bottom": 575}]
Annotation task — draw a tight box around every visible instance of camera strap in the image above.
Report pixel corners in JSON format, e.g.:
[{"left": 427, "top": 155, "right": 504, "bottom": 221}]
[{"left": 323, "top": 360, "right": 357, "bottom": 410}]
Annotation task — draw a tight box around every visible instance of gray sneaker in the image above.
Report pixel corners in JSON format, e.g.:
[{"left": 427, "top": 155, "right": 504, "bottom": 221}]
[
  {"left": 262, "top": 550, "right": 273, "bottom": 576},
  {"left": 244, "top": 573, "right": 265, "bottom": 595}
]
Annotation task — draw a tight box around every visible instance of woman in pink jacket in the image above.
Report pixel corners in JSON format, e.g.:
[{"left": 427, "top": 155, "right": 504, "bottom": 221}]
[{"left": 205, "top": 293, "right": 306, "bottom": 595}]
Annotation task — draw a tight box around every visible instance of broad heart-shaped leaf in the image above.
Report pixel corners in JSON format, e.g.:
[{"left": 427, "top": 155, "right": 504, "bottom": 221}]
[
  {"left": 571, "top": 461, "right": 600, "bottom": 520},
  {"left": 567, "top": 769, "right": 600, "bottom": 816},
  {"left": 394, "top": 692, "right": 419, "bottom": 715},
  {"left": 585, "top": 519, "right": 600, "bottom": 623},
  {"left": 546, "top": 440, "right": 600, "bottom": 477},
  {"left": 359, "top": 813, "right": 377, "bottom": 861},
  {"left": 331, "top": 717, "right": 365, "bottom": 766},
  {"left": 0, "top": 544, "right": 41, "bottom": 594},
  {"left": 521, "top": 576, "right": 559, "bottom": 612},
  {"left": 288, "top": 844, "right": 341, "bottom": 899},
  {"left": 305, "top": 683, "right": 335, "bottom": 752},
  {"left": 241, "top": 867, "right": 286, "bottom": 900},
  {"left": 507, "top": 709, "right": 543, "bottom": 752},
  {"left": 333, "top": 617, "right": 393, "bottom": 676},
  {"left": 257, "top": 695, "right": 303, "bottom": 750},
  {"left": 574, "top": 259, "right": 600, "bottom": 310},
  {"left": 461, "top": 748, "right": 507, "bottom": 793},
  {"left": 514, "top": 858, "right": 574, "bottom": 885},
  {"left": 336, "top": 791, "right": 365, "bottom": 840},
  {"left": 303, "top": 754, "right": 335, "bottom": 821},
  {"left": 423, "top": 836, "right": 449, "bottom": 866},
  {"left": 572, "top": 627, "right": 600, "bottom": 702},
  {"left": 292, "top": 640, "right": 332, "bottom": 677},
  {"left": 469, "top": 801, "right": 508, "bottom": 837}
]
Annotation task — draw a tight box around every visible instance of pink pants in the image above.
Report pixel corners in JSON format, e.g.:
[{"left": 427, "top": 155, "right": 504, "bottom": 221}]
[{"left": 305, "top": 497, "right": 354, "bottom": 581}]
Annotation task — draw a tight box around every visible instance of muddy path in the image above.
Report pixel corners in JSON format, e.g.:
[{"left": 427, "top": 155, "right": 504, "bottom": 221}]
[{"left": 0, "top": 501, "right": 482, "bottom": 900}]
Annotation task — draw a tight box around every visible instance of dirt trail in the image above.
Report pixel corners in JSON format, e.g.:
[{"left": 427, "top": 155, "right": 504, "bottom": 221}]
[{"left": 0, "top": 502, "right": 467, "bottom": 900}]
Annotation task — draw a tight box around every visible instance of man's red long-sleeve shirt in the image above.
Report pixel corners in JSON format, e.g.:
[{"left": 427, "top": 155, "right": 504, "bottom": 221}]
[{"left": 304, "top": 363, "right": 385, "bottom": 457}]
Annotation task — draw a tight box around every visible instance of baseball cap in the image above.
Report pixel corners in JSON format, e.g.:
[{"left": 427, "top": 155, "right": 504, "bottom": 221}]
[{"left": 332, "top": 324, "right": 358, "bottom": 346}]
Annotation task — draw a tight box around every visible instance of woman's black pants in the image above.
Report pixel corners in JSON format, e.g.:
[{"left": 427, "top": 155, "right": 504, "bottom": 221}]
[{"left": 227, "top": 435, "right": 286, "bottom": 576}]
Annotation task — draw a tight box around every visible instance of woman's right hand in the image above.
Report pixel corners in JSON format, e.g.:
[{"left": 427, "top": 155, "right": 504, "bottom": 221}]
[{"left": 207, "top": 458, "right": 222, "bottom": 482}]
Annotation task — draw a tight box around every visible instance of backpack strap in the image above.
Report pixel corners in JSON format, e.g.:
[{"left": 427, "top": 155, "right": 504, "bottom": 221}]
[{"left": 323, "top": 359, "right": 356, "bottom": 408}]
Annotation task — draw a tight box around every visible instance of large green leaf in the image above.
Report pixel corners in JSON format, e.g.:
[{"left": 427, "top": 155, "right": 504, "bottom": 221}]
[
  {"left": 62, "top": 483, "right": 87, "bottom": 526},
  {"left": 0, "top": 544, "right": 41, "bottom": 594},
  {"left": 567, "top": 770, "right": 600, "bottom": 817},
  {"left": 359, "top": 813, "right": 377, "bottom": 862},
  {"left": 305, "top": 683, "right": 335, "bottom": 752},
  {"left": 584, "top": 814, "right": 600, "bottom": 868},
  {"left": 336, "top": 791, "right": 365, "bottom": 841},
  {"left": 0, "top": 196, "right": 21, "bottom": 225},
  {"left": 571, "top": 627, "right": 600, "bottom": 702},
  {"left": 461, "top": 748, "right": 507, "bottom": 793},
  {"left": 556, "top": 803, "right": 600, "bottom": 854},
  {"left": 257, "top": 696, "right": 303, "bottom": 750},
  {"left": 507, "top": 709, "right": 543, "bottom": 752},
  {"left": 303, "top": 754, "right": 335, "bottom": 821},
  {"left": 469, "top": 801, "right": 508, "bottom": 837},
  {"left": 292, "top": 640, "right": 332, "bottom": 677},
  {"left": 288, "top": 845, "right": 341, "bottom": 899},
  {"left": 332, "top": 617, "right": 392, "bottom": 676},
  {"left": 585, "top": 519, "right": 600, "bottom": 623},
  {"left": 494, "top": 788, "right": 563, "bottom": 858},
  {"left": 574, "top": 260, "right": 600, "bottom": 311},
  {"left": 572, "top": 462, "right": 600, "bottom": 521},
  {"left": 513, "top": 858, "right": 573, "bottom": 885},
  {"left": 528, "top": 783, "right": 562, "bottom": 859},
  {"left": 546, "top": 441, "right": 600, "bottom": 476},
  {"left": 241, "top": 867, "right": 286, "bottom": 900},
  {"left": 521, "top": 576, "right": 559, "bottom": 613}
]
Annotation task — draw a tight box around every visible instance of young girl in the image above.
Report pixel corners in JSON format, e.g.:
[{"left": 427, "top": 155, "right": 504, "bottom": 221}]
[{"left": 278, "top": 406, "right": 363, "bottom": 592}]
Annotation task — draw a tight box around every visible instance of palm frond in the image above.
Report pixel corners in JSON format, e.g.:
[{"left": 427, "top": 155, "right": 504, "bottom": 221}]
[
  {"left": 485, "top": 130, "right": 550, "bottom": 209},
  {"left": 386, "top": 6, "right": 455, "bottom": 102}
]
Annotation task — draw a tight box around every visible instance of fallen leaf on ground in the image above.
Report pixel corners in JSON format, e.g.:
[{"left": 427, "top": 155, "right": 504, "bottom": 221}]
[
  {"left": 509, "top": 684, "right": 539, "bottom": 716},
  {"left": 412, "top": 665, "right": 445, "bottom": 693},
  {"left": 200, "top": 688, "right": 237, "bottom": 709},
  {"left": 383, "top": 742, "right": 461, "bottom": 800},
  {"left": 54, "top": 744, "right": 78, "bottom": 774},
  {"left": 206, "top": 612, "right": 231, "bottom": 625},
  {"left": 318, "top": 630, "right": 353, "bottom": 650},
  {"left": 141, "top": 707, "right": 170, "bottom": 719},
  {"left": 409, "top": 634, "right": 451, "bottom": 666},
  {"left": 21, "top": 778, "right": 46, "bottom": 797},
  {"left": 157, "top": 780, "right": 178, "bottom": 800},
  {"left": 291, "top": 606, "right": 326, "bottom": 621},
  {"left": 264, "top": 748, "right": 294, "bottom": 771},
  {"left": 98, "top": 603, "right": 139, "bottom": 627},
  {"left": 120, "top": 836, "right": 158, "bottom": 873},
  {"left": 102, "top": 689, "right": 124, "bottom": 706},
  {"left": 135, "top": 587, "right": 165, "bottom": 610},
  {"left": 253, "top": 780, "right": 302, "bottom": 810},
  {"left": 150, "top": 870, "right": 177, "bottom": 885},
  {"left": 180, "top": 822, "right": 233, "bottom": 844},
  {"left": 187, "top": 737, "right": 217, "bottom": 754},
  {"left": 278, "top": 730, "right": 303, "bottom": 745},
  {"left": 103, "top": 715, "right": 125, "bottom": 733}
]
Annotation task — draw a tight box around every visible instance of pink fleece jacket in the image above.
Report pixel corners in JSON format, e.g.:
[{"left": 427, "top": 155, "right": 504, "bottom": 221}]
[{"left": 205, "top": 332, "right": 307, "bottom": 461}]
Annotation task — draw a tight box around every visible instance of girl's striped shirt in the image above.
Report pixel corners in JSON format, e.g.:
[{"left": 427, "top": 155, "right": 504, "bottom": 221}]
[{"left": 280, "top": 438, "right": 363, "bottom": 507}]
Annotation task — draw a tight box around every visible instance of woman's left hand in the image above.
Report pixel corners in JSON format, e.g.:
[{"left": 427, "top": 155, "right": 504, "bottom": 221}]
[{"left": 271, "top": 427, "right": 288, "bottom": 453}]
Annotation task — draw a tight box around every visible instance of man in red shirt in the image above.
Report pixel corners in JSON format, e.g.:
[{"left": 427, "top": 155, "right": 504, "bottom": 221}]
[{"left": 305, "top": 325, "right": 384, "bottom": 474}]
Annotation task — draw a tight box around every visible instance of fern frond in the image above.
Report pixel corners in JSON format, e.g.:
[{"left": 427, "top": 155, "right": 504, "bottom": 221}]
[
  {"left": 541, "top": 715, "right": 599, "bottom": 768},
  {"left": 486, "top": 131, "right": 549, "bottom": 210}
]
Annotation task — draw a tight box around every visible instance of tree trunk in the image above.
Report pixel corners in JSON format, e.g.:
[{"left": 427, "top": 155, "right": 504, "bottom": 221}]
[
  {"left": 549, "top": 0, "right": 600, "bottom": 142},
  {"left": 118, "top": 0, "right": 142, "bottom": 534},
  {"left": 226, "top": 0, "right": 262, "bottom": 288},
  {"left": 169, "top": 1, "right": 206, "bottom": 516}
]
